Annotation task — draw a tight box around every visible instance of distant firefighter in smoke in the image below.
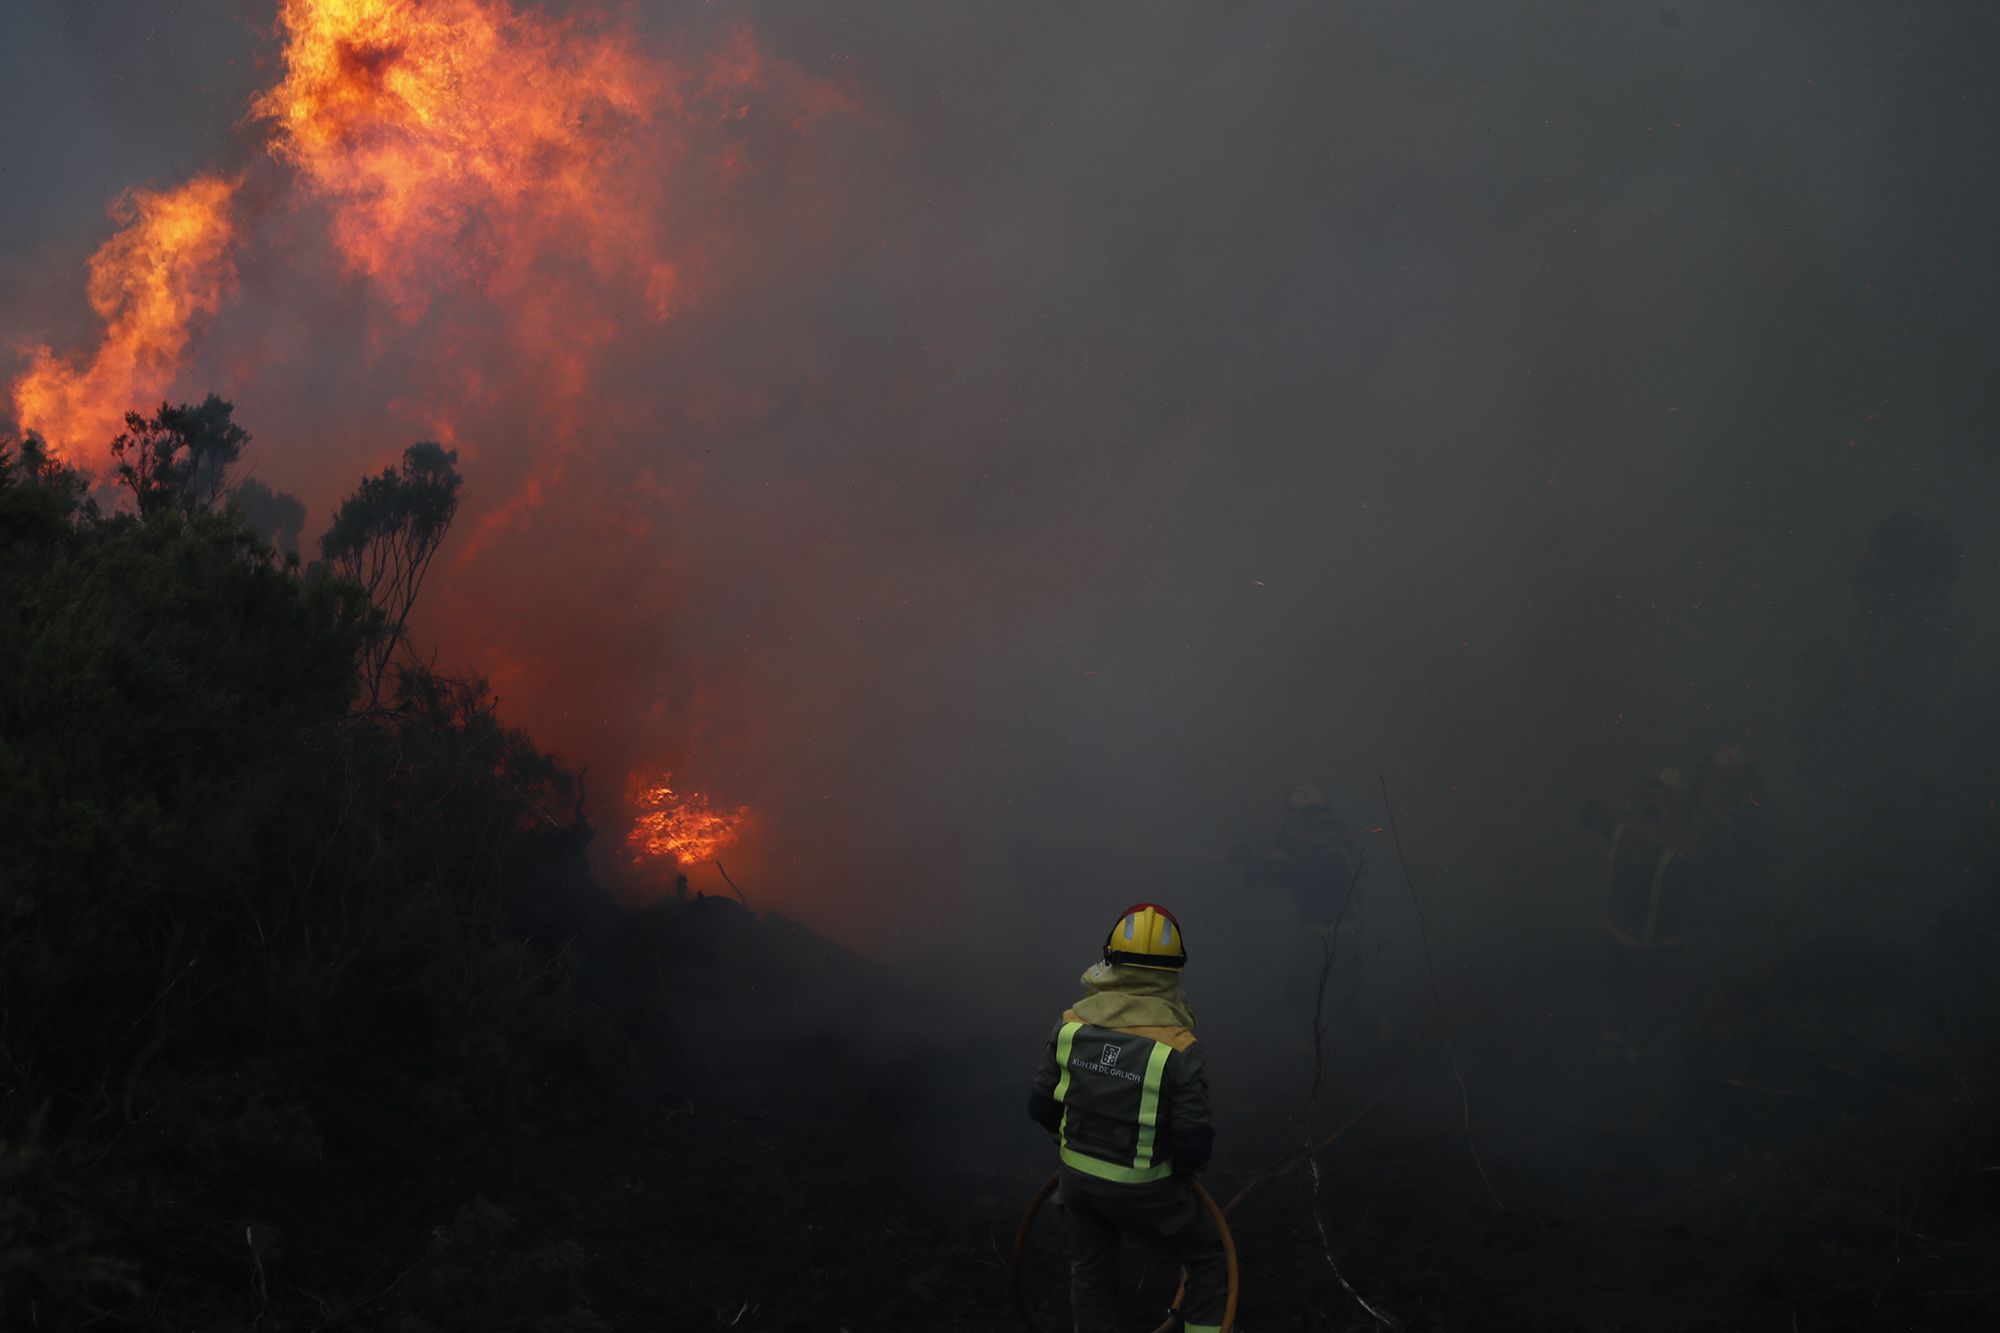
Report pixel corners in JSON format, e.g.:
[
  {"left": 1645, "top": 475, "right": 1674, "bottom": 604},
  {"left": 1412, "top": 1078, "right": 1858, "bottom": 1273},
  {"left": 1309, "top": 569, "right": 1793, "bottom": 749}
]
[
  {"left": 1027, "top": 904, "right": 1226, "bottom": 1333},
  {"left": 1687, "top": 743, "right": 1785, "bottom": 955},
  {"left": 1230, "top": 785, "right": 1362, "bottom": 933},
  {"left": 1579, "top": 767, "right": 1729, "bottom": 1071},
  {"left": 1689, "top": 744, "right": 1772, "bottom": 869},
  {"left": 1230, "top": 785, "right": 1366, "bottom": 1027}
]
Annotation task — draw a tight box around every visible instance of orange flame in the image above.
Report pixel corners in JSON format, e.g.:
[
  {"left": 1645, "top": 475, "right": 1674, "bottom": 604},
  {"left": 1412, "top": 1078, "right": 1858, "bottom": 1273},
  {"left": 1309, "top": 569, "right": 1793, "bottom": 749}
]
[
  {"left": 11, "top": 0, "right": 846, "bottom": 473},
  {"left": 625, "top": 770, "right": 751, "bottom": 869},
  {"left": 254, "top": 0, "right": 671, "bottom": 318},
  {"left": 11, "top": 176, "right": 237, "bottom": 463}
]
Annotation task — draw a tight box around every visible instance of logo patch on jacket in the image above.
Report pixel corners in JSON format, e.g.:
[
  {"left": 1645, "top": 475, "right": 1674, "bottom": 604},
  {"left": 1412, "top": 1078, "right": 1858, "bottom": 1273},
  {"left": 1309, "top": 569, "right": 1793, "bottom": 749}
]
[{"left": 1070, "top": 1042, "right": 1143, "bottom": 1082}]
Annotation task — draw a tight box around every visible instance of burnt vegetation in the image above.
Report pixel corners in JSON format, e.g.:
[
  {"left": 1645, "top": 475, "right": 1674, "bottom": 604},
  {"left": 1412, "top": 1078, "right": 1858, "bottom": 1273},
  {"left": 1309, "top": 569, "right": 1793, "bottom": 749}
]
[{"left": 4, "top": 400, "right": 2000, "bottom": 1332}]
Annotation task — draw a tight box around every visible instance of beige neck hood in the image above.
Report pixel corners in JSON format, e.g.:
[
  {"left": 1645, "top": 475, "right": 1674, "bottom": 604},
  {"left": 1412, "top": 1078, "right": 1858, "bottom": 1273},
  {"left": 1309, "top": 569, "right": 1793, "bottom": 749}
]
[{"left": 1071, "top": 959, "right": 1197, "bottom": 1031}]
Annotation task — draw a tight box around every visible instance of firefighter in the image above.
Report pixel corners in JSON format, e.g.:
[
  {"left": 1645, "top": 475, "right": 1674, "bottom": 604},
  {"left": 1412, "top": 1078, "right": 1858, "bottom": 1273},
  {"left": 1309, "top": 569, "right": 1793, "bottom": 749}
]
[
  {"left": 1688, "top": 743, "right": 1783, "bottom": 958},
  {"left": 1027, "top": 904, "right": 1226, "bottom": 1333},
  {"left": 1232, "top": 785, "right": 1362, "bottom": 932},
  {"left": 1230, "top": 786, "right": 1367, "bottom": 1034},
  {"left": 1579, "top": 769, "right": 1719, "bottom": 1062},
  {"left": 1690, "top": 743, "right": 1772, "bottom": 870}
]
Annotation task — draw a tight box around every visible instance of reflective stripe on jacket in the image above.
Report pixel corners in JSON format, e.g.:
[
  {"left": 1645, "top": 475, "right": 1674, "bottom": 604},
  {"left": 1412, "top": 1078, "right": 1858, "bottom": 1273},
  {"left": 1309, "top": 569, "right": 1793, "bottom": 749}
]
[
  {"left": 1605, "top": 818, "right": 1701, "bottom": 948},
  {"left": 1029, "top": 1008, "right": 1212, "bottom": 1183}
]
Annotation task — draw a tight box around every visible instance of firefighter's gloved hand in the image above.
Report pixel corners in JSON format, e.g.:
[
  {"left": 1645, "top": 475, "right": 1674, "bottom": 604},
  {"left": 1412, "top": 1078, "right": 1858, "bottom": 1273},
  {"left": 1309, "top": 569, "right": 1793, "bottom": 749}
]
[{"left": 1172, "top": 1125, "right": 1214, "bottom": 1172}]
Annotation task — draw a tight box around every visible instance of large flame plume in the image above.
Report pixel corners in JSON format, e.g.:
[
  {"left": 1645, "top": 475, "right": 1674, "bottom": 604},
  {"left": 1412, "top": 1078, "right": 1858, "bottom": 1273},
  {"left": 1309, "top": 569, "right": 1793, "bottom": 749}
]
[
  {"left": 254, "top": 0, "right": 671, "bottom": 318},
  {"left": 11, "top": 176, "right": 238, "bottom": 463},
  {"left": 10, "top": 0, "right": 840, "bottom": 476},
  {"left": 625, "top": 771, "right": 751, "bottom": 872}
]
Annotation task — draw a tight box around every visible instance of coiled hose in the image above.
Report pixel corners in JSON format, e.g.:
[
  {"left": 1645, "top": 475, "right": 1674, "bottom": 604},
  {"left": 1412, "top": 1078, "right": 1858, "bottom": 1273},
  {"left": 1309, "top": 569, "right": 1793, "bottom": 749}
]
[{"left": 1010, "top": 1062, "right": 1408, "bottom": 1331}]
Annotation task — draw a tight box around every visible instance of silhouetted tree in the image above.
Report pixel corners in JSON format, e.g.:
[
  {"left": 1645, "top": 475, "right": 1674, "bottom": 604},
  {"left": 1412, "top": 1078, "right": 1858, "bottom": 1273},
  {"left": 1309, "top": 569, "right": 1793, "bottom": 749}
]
[
  {"left": 319, "top": 441, "right": 463, "bottom": 703},
  {"left": 0, "top": 432, "right": 93, "bottom": 516},
  {"left": 108, "top": 394, "right": 248, "bottom": 517}
]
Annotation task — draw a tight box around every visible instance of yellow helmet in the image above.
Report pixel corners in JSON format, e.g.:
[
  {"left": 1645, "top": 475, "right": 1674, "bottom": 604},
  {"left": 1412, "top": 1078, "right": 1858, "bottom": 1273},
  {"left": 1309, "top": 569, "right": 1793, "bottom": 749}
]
[{"left": 1103, "top": 902, "right": 1188, "bottom": 971}]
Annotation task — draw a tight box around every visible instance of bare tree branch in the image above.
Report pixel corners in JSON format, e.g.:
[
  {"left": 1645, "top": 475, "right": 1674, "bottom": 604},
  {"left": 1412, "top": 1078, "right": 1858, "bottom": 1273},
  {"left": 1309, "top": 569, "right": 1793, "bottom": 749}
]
[{"left": 1379, "top": 774, "right": 1504, "bottom": 1212}]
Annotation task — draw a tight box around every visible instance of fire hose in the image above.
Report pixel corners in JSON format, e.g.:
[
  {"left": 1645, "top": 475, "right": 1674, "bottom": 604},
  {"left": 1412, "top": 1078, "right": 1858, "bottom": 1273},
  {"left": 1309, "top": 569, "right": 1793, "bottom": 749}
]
[
  {"left": 1009, "top": 1063, "right": 1408, "bottom": 1332},
  {"left": 1009, "top": 1173, "right": 1238, "bottom": 1333}
]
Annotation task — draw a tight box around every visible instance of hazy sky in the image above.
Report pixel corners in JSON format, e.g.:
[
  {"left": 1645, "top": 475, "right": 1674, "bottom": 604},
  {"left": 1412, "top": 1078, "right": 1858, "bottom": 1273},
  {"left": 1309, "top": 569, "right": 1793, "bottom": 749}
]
[{"left": 4, "top": 2, "right": 1995, "bottom": 974}]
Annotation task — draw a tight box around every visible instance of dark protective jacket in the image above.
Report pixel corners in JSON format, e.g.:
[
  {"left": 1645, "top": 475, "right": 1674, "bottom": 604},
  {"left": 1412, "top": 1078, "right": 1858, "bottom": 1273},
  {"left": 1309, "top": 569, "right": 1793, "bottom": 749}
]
[
  {"left": 1580, "top": 798, "right": 1718, "bottom": 949},
  {"left": 1027, "top": 1008, "right": 1213, "bottom": 1183}
]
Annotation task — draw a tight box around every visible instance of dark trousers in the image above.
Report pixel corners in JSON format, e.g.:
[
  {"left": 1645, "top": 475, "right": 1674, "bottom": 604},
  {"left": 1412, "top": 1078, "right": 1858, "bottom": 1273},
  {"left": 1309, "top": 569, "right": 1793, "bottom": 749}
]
[{"left": 1058, "top": 1168, "right": 1227, "bottom": 1333}]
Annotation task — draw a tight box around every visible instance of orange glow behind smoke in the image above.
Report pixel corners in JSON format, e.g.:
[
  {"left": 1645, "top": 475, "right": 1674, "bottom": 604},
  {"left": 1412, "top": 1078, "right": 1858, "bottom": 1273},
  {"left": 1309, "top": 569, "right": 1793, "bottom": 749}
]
[
  {"left": 625, "top": 771, "right": 751, "bottom": 871},
  {"left": 11, "top": 176, "right": 237, "bottom": 462}
]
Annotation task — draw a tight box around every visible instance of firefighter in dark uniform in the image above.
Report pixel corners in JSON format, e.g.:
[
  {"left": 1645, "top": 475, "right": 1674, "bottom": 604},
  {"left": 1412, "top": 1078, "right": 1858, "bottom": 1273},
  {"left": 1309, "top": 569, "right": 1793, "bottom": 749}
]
[
  {"left": 1579, "top": 769, "right": 1720, "bottom": 1062},
  {"left": 1230, "top": 787, "right": 1365, "bottom": 1032},
  {"left": 1232, "top": 785, "right": 1362, "bottom": 932},
  {"left": 1690, "top": 744, "right": 1773, "bottom": 873},
  {"left": 1688, "top": 743, "right": 1782, "bottom": 959},
  {"left": 1028, "top": 904, "right": 1226, "bottom": 1333}
]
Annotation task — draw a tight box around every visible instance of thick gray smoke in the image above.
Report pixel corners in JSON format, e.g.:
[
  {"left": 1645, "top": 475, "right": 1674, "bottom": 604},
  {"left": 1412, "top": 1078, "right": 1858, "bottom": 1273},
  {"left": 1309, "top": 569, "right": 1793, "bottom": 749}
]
[
  {"left": 3, "top": 3, "right": 1994, "bottom": 1017},
  {"left": 670, "top": 2, "right": 2000, "bottom": 1002}
]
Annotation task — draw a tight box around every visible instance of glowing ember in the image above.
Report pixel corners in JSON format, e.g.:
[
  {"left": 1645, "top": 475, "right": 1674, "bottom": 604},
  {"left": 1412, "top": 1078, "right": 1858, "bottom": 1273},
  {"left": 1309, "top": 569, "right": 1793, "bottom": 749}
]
[
  {"left": 625, "top": 771, "right": 750, "bottom": 869},
  {"left": 12, "top": 176, "right": 238, "bottom": 463}
]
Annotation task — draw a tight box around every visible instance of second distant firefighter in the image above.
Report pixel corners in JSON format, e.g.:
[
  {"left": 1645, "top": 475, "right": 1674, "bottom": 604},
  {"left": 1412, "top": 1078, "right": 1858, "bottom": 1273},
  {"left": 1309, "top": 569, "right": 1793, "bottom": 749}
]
[{"left": 1579, "top": 767, "right": 1720, "bottom": 1061}]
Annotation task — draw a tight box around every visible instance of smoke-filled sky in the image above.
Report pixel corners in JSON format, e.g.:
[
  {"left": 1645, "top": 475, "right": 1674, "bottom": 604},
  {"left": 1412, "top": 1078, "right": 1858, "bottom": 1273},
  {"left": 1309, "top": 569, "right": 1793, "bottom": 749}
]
[{"left": 4, "top": 2, "right": 1996, "bottom": 972}]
